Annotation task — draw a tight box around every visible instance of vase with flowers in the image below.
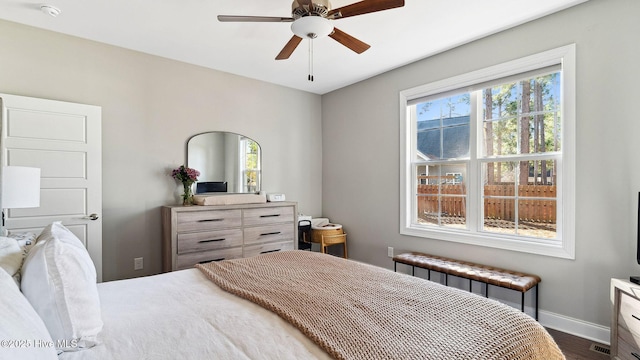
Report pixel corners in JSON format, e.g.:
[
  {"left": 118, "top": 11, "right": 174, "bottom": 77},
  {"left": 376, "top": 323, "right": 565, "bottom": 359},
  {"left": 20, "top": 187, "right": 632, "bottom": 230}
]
[{"left": 171, "top": 165, "right": 200, "bottom": 206}]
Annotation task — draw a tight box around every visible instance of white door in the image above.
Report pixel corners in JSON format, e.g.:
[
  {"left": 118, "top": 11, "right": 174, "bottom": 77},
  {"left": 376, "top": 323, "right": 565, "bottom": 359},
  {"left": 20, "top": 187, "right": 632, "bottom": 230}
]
[{"left": 0, "top": 94, "right": 103, "bottom": 281}]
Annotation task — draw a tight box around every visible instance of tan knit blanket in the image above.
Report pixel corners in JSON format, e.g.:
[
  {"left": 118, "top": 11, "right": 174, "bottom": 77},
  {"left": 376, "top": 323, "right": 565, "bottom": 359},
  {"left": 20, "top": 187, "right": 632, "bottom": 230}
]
[{"left": 197, "top": 251, "right": 564, "bottom": 360}]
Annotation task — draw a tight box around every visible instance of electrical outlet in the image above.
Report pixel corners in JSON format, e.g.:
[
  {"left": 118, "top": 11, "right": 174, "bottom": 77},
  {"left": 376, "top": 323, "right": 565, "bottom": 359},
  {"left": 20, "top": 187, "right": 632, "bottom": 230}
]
[
  {"left": 134, "top": 257, "right": 143, "bottom": 270},
  {"left": 387, "top": 247, "right": 394, "bottom": 258}
]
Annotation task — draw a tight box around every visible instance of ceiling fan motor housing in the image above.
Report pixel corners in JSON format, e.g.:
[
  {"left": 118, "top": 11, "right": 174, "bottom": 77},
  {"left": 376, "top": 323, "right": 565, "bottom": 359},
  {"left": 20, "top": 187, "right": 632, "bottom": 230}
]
[{"left": 292, "top": 0, "right": 331, "bottom": 19}]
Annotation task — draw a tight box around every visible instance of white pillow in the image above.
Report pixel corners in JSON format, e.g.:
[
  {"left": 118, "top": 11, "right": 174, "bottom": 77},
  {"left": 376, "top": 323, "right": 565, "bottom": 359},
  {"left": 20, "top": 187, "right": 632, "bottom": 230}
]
[
  {"left": 21, "top": 221, "right": 103, "bottom": 352},
  {"left": 0, "top": 236, "right": 23, "bottom": 285},
  {"left": 0, "top": 267, "right": 58, "bottom": 360}
]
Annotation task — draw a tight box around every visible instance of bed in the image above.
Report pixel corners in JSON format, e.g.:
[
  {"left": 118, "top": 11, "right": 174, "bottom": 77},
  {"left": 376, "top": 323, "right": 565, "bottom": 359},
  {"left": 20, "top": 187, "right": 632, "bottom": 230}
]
[{"left": 1, "top": 222, "right": 565, "bottom": 360}]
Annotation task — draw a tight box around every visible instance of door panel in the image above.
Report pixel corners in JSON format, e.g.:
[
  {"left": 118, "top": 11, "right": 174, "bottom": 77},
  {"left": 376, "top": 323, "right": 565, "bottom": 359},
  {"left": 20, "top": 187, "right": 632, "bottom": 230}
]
[
  {"left": 0, "top": 93, "right": 102, "bottom": 281},
  {"left": 6, "top": 108, "right": 87, "bottom": 142},
  {"left": 7, "top": 149, "right": 87, "bottom": 178}
]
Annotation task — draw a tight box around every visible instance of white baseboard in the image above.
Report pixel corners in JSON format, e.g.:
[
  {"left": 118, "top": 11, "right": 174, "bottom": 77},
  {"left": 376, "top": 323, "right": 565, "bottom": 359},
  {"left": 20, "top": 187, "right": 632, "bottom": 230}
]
[{"left": 539, "top": 310, "right": 610, "bottom": 345}]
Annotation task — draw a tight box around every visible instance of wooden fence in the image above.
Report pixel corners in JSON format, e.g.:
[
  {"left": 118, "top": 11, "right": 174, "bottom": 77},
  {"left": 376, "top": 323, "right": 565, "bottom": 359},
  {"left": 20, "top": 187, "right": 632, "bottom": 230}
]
[{"left": 417, "top": 184, "right": 556, "bottom": 223}]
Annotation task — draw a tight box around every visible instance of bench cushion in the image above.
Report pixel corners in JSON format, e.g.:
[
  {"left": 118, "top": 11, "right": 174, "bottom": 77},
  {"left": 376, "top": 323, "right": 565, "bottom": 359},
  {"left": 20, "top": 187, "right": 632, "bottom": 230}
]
[{"left": 393, "top": 252, "right": 540, "bottom": 292}]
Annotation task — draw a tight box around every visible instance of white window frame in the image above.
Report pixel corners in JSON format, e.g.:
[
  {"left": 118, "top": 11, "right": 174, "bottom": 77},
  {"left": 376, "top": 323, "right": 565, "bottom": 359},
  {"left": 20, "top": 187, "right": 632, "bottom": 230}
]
[{"left": 399, "top": 44, "right": 576, "bottom": 259}]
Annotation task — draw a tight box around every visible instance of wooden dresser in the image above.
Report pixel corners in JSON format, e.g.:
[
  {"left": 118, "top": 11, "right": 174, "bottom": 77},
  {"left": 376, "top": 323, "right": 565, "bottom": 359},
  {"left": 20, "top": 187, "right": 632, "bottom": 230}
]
[
  {"left": 162, "top": 201, "right": 297, "bottom": 271},
  {"left": 611, "top": 278, "right": 640, "bottom": 359}
]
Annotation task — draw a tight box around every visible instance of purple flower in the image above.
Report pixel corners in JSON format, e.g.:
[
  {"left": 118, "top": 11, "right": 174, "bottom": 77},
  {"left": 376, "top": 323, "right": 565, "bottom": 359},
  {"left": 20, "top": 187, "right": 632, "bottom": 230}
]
[{"left": 171, "top": 165, "right": 200, "bottom": 184}]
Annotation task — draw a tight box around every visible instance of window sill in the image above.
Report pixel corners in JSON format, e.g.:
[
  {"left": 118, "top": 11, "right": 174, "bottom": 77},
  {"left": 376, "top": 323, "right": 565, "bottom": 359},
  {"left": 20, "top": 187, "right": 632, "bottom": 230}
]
[{"left": 400, "top": 224, "right": 574, "bottom": 259}]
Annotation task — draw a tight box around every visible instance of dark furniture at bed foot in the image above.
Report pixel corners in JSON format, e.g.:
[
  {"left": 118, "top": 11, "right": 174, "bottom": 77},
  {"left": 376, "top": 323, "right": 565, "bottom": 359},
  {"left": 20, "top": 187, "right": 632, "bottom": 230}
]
[
  {"left": 298, "top": 220, "right": 312, "bottom": 251},
  {"left": 393, "top": 252, "right": 541, "bottom": 320}
]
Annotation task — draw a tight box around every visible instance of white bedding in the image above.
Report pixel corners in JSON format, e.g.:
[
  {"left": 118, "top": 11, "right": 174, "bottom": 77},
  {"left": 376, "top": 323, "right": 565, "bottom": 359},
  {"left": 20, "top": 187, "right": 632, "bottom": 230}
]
[{"left": 59, "top": 269, "right": 330, "bottom": 360}]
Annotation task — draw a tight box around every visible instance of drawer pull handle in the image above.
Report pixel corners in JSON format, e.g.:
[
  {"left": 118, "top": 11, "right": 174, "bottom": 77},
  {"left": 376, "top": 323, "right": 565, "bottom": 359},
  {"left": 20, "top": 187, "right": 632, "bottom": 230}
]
[
  {"left": 260, "top": 231, "right": 281, "bottom": 236},
  {"left": 198, "top": 219, "right": 224, "bottom": 222},
  {"left": 633, "top": 315, "right": 640, "bottom": 321},
  {"left": 198, "top": 238, "right": 225, "bottom": 243},
  {"left": 260, "top": 214, "right": 281, "bottom": 218},
  {"left": 632, "top": 352, "right": 640, "bottom": 360},
  {"left": 199, "top": 258, "right": 225, "bottom": 264},
  {"left": 260, "top": 249, "right": 281, "bottom": 254}
]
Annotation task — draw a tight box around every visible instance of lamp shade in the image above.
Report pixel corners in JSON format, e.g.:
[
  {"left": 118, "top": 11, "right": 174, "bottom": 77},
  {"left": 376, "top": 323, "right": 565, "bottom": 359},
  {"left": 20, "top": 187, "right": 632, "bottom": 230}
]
[{"left": 2, "top": 166, "right": 41, "bottom": 209}]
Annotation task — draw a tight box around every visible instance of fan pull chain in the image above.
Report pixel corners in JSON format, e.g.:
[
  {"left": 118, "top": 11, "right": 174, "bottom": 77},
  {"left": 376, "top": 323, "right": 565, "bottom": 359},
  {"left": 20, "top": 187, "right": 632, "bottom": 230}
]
[{"left": 308, "top": 39, "right": 314, "bottom": 82}]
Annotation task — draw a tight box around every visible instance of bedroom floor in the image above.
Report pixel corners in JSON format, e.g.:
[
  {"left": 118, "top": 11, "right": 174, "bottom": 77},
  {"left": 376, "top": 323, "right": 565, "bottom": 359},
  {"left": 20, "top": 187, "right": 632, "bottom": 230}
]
[{"left": 546, "top": 328, "right": 610, "bottom": 359}]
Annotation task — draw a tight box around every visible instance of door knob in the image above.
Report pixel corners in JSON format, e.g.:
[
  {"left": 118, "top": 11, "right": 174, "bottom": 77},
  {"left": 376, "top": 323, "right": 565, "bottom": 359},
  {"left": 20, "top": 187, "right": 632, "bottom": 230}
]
[{"left": 84, "top": 213, "right": 99, "bottom": 221}]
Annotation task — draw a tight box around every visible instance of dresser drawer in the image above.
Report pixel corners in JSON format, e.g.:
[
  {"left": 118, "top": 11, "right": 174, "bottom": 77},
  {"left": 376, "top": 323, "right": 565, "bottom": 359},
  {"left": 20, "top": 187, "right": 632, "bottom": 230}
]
[
  {"left": 176, "top": 247, "right": 243, "bottom": 270},
  {"left": 618, "top": 325, "right": 640, "bottom": 355},
  {"left": 177, "top": 229, "right": 243, "bottom": 254},
  {"left": 177, "top": 209, "right": 242, "bottom": 232},
  {"left": 243, "top": 206, "right": 294, "bottom": 226},
  {"left": 244, "top": 241, "right": 294, "bottom": 258},
  {"left": 620, "top": 291, "right": 640, "bottom": 334},
  {"left": 244, "top": 223, "right": 295, "bottom": 245},
  {"left": 162, "top": 203, "right": 297, "bottom": 272},
  {"left": 616, "top": 332, "right": 640, "bottom": 360}
]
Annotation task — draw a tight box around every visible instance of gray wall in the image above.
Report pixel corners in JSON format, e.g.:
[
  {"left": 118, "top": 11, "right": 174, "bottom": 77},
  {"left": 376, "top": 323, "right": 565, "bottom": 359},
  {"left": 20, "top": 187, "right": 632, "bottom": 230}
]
[
  {"left": 0, "top": 19, "right": 323, "bottom": 281},
  {"left": 321, "top": 0, "right": 639, "bottom": 330}
]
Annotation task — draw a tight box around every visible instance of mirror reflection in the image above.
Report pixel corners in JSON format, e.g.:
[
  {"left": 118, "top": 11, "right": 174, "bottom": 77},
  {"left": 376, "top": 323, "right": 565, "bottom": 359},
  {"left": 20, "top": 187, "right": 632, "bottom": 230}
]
[{"left": 187, "top": 132, "right": 261, "bottom": 193}]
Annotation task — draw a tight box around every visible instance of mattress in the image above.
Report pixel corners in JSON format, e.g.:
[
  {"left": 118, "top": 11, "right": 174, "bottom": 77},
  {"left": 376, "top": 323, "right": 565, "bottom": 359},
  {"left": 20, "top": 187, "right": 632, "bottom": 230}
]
[
  {"left": 59, "top": 268, "right": 330, "bottom": 360},
  {"left": 58, "top": 252, "right": 563, "bottom": 360}
]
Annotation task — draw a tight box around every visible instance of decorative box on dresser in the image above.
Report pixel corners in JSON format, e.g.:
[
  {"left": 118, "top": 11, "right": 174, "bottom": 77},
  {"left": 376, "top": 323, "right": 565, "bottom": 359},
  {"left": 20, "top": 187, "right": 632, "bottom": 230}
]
[
  {"left": 611, "top": 278, "right": 640, "bottom": 359},
  {"left": 162, "top": 201, "right": 297, "bottom": 271}
]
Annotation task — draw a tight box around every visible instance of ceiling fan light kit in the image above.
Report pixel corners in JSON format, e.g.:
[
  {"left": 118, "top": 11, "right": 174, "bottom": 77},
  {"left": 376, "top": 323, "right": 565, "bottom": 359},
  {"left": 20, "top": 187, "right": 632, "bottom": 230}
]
[
  {"left": 291, "top": 16, "right": 333, "bottom": 39},
  {"left": 218, "top": 0, "right": 405, "bottom": 80}
]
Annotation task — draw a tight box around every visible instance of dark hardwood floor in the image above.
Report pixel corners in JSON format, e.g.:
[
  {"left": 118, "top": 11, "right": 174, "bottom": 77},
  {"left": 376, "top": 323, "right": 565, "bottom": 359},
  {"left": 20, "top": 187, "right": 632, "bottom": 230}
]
[{"left": 546, "top": 328, "right": 610, "bottom": 360}]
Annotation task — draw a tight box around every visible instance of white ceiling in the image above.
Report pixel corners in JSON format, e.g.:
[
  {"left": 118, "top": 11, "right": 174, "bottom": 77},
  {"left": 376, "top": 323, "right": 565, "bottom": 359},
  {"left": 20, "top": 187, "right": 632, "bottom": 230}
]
[{"left": 0, "top": 0, "right": 587, "bottom": 95}]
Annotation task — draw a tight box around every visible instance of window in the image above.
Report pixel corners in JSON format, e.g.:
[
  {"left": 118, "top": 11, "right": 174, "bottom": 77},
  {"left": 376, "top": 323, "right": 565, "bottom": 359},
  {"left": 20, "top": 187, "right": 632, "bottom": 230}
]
[
  {"left": 399, "top": 45, "right": 575, "bottom": 258},
  {"left": 240, "top": 137, "right": 260, "bottom": 193}
]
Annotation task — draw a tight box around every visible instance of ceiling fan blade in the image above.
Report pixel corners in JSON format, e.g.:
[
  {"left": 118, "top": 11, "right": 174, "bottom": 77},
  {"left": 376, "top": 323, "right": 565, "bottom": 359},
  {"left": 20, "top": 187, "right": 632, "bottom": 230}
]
[
  {"left": 276, "top": 35, "right": 303, "bottom": 60},
  {"left": 329, "top": 28, "right": 371, "bottom": 54},
  {"left": 327, "top": 0, "right": 405, "bottom": 19},
  {"left": 217, "top": 15, "right": 294, "bottom": 22}
]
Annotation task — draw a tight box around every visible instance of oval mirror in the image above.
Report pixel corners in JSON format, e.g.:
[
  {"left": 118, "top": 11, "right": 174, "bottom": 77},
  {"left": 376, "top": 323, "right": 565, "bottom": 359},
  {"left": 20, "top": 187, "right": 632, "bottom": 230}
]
[{"left": 187, "top": 132, "right": 261, "bottom": 194}]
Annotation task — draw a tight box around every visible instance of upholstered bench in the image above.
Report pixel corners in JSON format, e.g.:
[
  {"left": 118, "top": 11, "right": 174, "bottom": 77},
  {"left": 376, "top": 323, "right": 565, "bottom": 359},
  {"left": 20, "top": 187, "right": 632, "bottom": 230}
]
[{"left": 393, "top": 252, "right": 541, "bottom": 320}]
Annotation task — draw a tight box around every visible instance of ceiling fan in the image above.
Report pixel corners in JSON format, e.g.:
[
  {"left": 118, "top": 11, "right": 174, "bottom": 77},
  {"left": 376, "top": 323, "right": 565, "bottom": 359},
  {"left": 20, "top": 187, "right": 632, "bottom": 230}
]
[{"left": 217, "top": 0, "right": 405, "bottom": 61}]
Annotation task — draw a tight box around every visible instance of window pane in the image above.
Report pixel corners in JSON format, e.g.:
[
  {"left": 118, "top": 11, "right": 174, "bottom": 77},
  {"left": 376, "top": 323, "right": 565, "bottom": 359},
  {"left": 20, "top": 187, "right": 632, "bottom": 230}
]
[
  {"left": 483, "top": 117, "right": 517, "bottom": 156},
  {"left": 418, "top": 94, "right": 471, "bottom": 121},
  {"left": 483, "top": 161, "right": 517, "bottom": 188},
  {"left": 483, "top": 198, "right": 516, "bottom": 235},
  {"left": 416, "top": 164, "right": 467, "bottom": 228},
  {"left": 483, "top": 84, "right": 517, "bottom": 120},
  {"left": 524, "top": 111, "right": 561, "bottom": 155},
  {"left": 483, "top": 161, "right": 516, "bottom": 234},
  {"left": 483, "top": 161, "right": 557, "bottom": 238},
  {"left": 415, "top": 93, "right": 470, "bottom": 160},
  {"left": 443, "top": 124, "right": 469, "bottom": 159},
  {"left": 481, "top": 72, "right": 561, "bottom": 158},
  {"left": 517, "top": 199, "right": 557, "bottom": 239},
  {"left": 519, "top": 159, "right": 557, "bottom": 188},
  {"left": 417, "top": 128, "right": 441, "bottom": 159},
  {"left": 517, "top": 160, "right": 557, "bottom": 239}
]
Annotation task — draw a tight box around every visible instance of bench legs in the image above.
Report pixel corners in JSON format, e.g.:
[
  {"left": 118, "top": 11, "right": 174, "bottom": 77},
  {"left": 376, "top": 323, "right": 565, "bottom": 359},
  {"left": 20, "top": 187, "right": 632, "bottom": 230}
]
[
  {"left": 394, "top": 262, "right": 539, "bottom": 321},
  {"left": 486, "top": 282, "right": 538, "bottom": 321}
]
